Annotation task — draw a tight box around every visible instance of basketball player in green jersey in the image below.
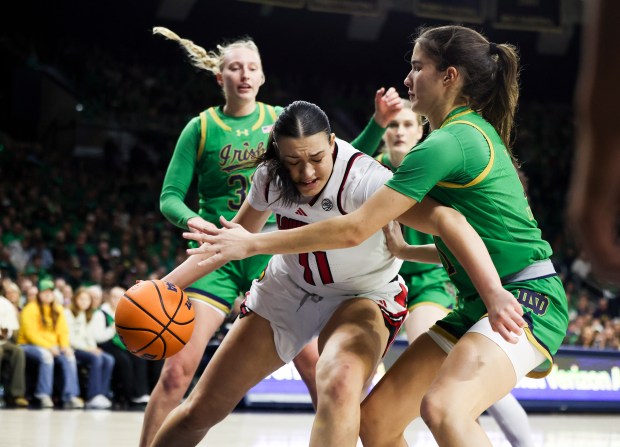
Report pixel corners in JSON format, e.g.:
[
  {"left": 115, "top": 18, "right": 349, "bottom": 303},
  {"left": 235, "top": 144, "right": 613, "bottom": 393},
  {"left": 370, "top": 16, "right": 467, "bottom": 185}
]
[
  {"left": 141, "top": 27, "right": 403, "bottom": 447},
  {"left": 188, "top": 25, "right": 568, "bottom": 447},
  {"left": 376, "top": 100, "right": 533, "bottom": 447}
]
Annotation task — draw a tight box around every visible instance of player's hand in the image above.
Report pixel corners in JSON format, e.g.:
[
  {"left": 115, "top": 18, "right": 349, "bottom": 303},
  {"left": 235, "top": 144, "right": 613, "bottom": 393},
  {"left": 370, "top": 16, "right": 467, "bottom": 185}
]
[
  {"left": 373, "top": 87, "right": 403, "bottom": 128},
  {"left": 482, "top": 289, "right": 526, "bottom": 344},
  {"left": 382, "top": 221, "right": 408, "bottom": 259},
  {"left": 184, "top": 216, "right": 254, "bottom": 265},
  {"left": 186, "top": 216, "right": 217, "bottom": 234}
]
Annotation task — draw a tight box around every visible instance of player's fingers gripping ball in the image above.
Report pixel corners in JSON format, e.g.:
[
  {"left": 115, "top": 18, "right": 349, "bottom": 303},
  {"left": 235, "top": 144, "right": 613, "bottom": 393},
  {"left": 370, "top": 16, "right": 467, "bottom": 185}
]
[{"left": 115, "top": 280, "right": 195, "bottom": 360}]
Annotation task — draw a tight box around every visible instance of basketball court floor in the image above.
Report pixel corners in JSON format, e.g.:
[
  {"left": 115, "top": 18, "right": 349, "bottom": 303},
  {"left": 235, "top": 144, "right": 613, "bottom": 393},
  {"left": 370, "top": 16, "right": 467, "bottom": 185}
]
[{"left": 1, "top": 409, "right": 619, "bottom": 447}]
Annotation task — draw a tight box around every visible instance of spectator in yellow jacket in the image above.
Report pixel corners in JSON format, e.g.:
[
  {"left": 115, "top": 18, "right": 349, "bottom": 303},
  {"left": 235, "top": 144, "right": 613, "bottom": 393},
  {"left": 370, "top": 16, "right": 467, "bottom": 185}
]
[{"left": 18, "top": 278, "right": 84, "bottom": 409}]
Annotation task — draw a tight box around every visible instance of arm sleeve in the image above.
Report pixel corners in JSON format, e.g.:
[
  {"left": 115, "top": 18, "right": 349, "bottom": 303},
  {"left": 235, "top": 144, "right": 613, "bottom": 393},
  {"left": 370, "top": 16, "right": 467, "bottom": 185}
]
[
  {"left": 350, "top": 118, "right": 386, "bottom": 156},
  {"left": 160, "top": 117, "right": 202, "bottom": 229}
]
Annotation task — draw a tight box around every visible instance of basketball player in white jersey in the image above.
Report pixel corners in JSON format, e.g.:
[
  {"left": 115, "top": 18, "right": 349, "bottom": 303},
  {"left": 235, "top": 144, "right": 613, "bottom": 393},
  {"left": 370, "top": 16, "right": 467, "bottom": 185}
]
[
  {"left": 151, "top": 100, "right": 504, "bottom": 447},
  {"left": 149, "top": 100, "right": 408, "bottom": 447}
]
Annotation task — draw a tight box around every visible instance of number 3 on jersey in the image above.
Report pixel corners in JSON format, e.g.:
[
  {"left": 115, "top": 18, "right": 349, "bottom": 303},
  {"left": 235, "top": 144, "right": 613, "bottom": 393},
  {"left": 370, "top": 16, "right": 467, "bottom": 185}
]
[
  {"left": 227, "top": 174, "right": 248, "bottom": 210},
  {"left": 299, "top": 251, "right": 334, "bottom": 285}
]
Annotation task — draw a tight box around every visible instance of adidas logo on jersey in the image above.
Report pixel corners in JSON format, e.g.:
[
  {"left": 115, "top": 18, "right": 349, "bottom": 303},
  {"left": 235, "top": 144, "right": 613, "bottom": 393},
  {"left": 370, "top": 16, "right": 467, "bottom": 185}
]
[{"left": 295, "top": 208, "right": 307, "bottom": 216}]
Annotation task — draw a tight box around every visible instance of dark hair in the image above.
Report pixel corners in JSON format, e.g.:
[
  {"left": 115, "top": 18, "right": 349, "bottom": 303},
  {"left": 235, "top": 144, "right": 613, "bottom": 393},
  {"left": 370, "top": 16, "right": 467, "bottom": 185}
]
[
  {"left": 414, "top": 25, "right": 520, "bottom": 158},
  {"left": 256, "top": 100, "right": 331, "bottom": 206}
]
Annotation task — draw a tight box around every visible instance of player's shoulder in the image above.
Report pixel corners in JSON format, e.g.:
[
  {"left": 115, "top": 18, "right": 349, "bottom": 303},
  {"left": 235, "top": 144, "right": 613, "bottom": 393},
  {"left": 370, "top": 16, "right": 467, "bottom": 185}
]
[
  {"left": 426, "top": 126, "right": 462, "bottom": 144},
  {"left": 335, "top": 138, "right": 378, "bottom": 164},
  {"left": 253, "top": 162, "right": 269, "bottom": 179}
]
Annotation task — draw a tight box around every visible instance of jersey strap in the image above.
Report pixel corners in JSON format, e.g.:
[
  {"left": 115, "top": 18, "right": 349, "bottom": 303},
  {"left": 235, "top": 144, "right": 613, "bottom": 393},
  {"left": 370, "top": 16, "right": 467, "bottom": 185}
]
[
  {"left": 208, "top": 106, "right": 232, "bottom": 131},
  {"left": 266, "top": 104, "right": 277, "bottom": 121},
  {"left": 205, "top": 102, "right": 272, "bottom": 132},
  {"left": 436, "top": 120, "right": 495, "bottom": 189},
  {"left": 197, "top": 110, "right": 208, "bottom": 161}
]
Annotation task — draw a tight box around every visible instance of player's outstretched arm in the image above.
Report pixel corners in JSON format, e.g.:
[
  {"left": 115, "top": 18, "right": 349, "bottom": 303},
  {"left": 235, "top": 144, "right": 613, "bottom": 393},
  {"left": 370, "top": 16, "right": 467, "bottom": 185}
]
[{"left": 168, "top": 200, "right": 272, "bottom": 288}]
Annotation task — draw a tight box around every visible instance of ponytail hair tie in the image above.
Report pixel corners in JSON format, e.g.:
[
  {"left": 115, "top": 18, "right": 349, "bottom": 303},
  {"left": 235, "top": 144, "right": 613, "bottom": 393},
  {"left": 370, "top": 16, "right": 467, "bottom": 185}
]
[{"left": 489, "top": 42, "right": 499, "bottom": 55}]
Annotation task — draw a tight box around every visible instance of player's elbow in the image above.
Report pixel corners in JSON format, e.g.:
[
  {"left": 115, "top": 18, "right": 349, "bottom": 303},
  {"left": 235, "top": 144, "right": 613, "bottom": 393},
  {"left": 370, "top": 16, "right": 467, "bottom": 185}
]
[
  {"left": 341, "top": 223, "right": 369, "bottom": 247},
  {"left": 434, "top": 206, "right": 467, "bottom": 235}
]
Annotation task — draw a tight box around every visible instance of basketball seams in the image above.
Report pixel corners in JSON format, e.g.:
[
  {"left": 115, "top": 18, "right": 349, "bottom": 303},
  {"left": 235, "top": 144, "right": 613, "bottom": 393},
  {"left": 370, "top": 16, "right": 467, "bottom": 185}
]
[
  {"left": 123, "top": 287, "right": 189, "bottom": 346},
  {"left": 118, "top": 280, "right": 195, "bottom": 360},
  {"left": 116, "top": 325, "right": 170, "bottom": 359}
]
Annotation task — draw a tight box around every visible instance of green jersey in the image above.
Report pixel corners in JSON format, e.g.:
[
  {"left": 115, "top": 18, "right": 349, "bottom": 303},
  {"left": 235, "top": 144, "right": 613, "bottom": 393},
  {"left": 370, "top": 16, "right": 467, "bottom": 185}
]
[
  {"left": 386, "top": 107, "right": 553, "bottom": 299},
  {"left": 160, "top": 102, "right": 281, "bottom": 228},
  {"left": 376, "top": 152, "right": 440, "bottom": 277}
]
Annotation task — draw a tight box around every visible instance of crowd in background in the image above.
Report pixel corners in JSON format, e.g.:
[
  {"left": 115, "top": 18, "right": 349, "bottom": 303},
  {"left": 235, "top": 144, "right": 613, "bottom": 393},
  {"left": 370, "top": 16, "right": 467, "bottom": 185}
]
[{"left": 0, "top": 30, "right": 619, "bottom": 409}]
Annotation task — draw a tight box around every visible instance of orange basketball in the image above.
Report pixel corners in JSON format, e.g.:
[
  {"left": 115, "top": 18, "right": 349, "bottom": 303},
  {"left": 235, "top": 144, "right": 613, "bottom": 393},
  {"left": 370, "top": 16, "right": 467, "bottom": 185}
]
[{"left": 115, "top": 279, "right": 195, "bottom": 360}]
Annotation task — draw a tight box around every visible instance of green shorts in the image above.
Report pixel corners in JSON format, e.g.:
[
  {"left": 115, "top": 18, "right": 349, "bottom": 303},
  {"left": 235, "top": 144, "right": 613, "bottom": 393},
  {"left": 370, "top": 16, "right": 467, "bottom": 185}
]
[
  {"left": 434, "top": 275, "right": 568, "bottom": 378},
  {"left": 185, "top": 254, "right": 272, "bottom": 315},
  {"left": 403, "top": 267, "right": 456, "bottom": 312}
]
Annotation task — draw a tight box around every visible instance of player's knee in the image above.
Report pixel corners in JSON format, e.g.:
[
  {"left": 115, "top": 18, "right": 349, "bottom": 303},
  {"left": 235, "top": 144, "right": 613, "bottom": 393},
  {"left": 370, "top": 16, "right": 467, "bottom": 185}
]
[
  {"left": 160, "top": 361, "right": 194, "bottom": 393},
  {"left": 184, "top": 391, "right": 236, "bottom": 430},
  {"left": 173, "top": 400, "right": 211, "bottom": 435},
  {"left": 316, "top": 359, "right": 362, "bottom": 407},
  {"left": 420, "top": 389, "right": 450, "bottom": 430}
]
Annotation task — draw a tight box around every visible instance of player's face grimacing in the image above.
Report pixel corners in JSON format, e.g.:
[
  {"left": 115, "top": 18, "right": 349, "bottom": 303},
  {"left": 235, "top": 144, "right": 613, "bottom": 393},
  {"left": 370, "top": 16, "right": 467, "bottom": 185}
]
[{"left": 278, "top": 132, "right": 336, "bottom": 197}]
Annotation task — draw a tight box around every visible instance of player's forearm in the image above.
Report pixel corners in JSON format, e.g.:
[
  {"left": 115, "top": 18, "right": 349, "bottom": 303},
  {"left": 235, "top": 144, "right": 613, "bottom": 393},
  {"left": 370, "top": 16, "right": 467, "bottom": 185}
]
[
  {"left": 395, "top": 244, "right": 441, "bottom": 264},
  {"left": 248, "top": 214, "right": 367, "bottom": 256},
  {"left": 437, "top": 214, "right": 504, "bottom": 299},
  {"left": 163, "top": 253, "right": 226, "bottom": 288},
  {"left": 160, "top": 192, "right": 200, "bottom": 229}
]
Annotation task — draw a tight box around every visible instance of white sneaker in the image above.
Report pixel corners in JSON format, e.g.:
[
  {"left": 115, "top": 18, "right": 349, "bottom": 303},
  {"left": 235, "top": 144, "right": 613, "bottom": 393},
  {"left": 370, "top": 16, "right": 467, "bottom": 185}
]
[
  {"left": 130, "top": 394, "right": 150, "bottom": 404},
  {"left": 37, "top": 395, "right": 54, "bottom": 409},
  {"left": 86, "top": 394, "right": 112, "bottom": 409}
]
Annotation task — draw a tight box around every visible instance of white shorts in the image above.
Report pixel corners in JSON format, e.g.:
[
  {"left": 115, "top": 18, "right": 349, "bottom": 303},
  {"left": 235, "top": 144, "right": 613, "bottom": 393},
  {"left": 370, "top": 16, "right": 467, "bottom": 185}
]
[
  {"left": 245, "top": 268, "right": 408, "bottom": 363},
  {"left": 427, "top": 317, "right": 546, "bottom": 380}
]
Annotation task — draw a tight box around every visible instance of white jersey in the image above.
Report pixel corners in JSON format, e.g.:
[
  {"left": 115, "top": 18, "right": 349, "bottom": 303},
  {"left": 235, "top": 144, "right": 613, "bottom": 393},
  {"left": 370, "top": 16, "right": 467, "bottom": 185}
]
[{"left": 248, "top": 138, "right": 403, "bottom": 296}]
